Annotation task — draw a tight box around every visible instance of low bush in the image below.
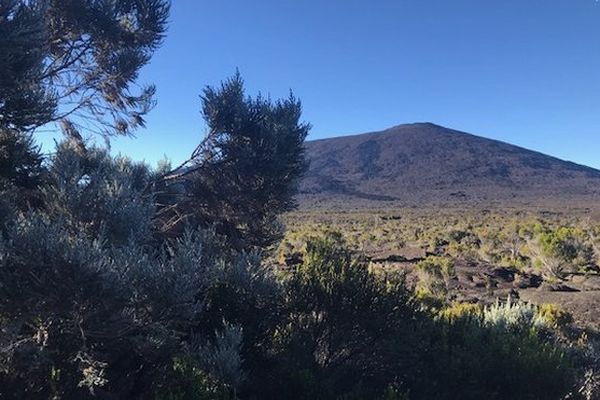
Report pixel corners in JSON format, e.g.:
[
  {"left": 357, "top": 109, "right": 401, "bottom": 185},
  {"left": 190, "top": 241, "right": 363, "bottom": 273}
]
[
  {"left": 415, "top": 298, "right": 577, "bottom": 400},
  {"left": 415, "top": 256, "right": 455, "bottom": 305}
]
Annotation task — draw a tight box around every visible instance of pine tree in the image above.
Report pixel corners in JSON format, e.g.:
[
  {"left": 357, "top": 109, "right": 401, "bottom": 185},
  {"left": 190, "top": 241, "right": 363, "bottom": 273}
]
[
  {"left": 0, "top": 0, "right": 56, "bottom": 131},
  {"left": 0, "top": 0, "right": 169, "bottom": 139},
  {"left": 157, "top": 73, "right": 310, "bottom": 250}
]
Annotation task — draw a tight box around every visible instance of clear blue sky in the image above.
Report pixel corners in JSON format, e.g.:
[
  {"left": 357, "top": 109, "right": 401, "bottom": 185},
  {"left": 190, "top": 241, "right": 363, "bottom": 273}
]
[{"left": 68, "top": 1, "right": 600, "bottom": 168}]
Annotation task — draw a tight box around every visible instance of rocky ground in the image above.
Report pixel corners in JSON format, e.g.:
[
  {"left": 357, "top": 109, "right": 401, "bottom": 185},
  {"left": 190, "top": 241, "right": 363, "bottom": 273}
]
[
  {"left": 365, "top": 246, "right": 600, "bottom": 329},
  {"left": 280, "top": 207, "right": 600, "bottom": 330}
]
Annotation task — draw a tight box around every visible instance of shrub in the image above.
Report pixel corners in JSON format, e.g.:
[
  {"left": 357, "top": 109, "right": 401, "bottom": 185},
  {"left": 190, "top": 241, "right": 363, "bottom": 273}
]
[
  {"left": 0, "top": 129, "right": 44, "bottom": 227},
  {"left": 438, "top": 302, "right": 482, "bottom": 322},
  {"left": 156, "top": 73, "right": 310, "bottom": 250},
  {"left": 156, "top": 356, "right": 234, "bottom": 400},
  {"left": 483, "top": 297, "right": 543, "bottom": 333},
  {"left": 416, "top": 256, "right": 455, "bottom": 303},
  {"left": 272, "top": 234, "right": 421, "bottom": 400},
  {"left": 416, "top": 299, "right": 576, "bottom": 400},
  {"left": 536, "top": 303, "right": 574, "bottom": 330},
  {"left": 0, "top": 143, "right": 275, "bottom": 399},
  {"left": 528, "top": 226, "right": 594, "bottom": 279}
]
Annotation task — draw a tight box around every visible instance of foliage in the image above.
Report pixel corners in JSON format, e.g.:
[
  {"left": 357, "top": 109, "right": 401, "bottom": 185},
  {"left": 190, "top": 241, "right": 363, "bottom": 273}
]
[
  {"left": 282, "top": 209, "right": 600, "bottom": 278},
  {"left": 271, "top": 234, "right": 421, "bottom": 400},
  {"left": 0, "top": 0, "right": 56, "bottom": 131},
  {"left": 528, "top": 226, "right": 594, "bottom": 279},
  {"left": 0, "top": 5, "right": 595, "bottom": 397},
  {"left": 536, "top": 303, "right": 574, "bottom": 330},
  {"left": 438, "top": 302, "right": 482, "bottom": 322},
  {"left": 0, "top": 144, "right": 263, "bottom": 399},
  {"left": 573, "top": 335, "right": 600, "bottom": 400},
  {"left": 478, "top": 222, "right": 528, "bottom": 268},
  {"left": 156, "top": 323, "right": 246, "bottom": 400},
  {"left": 157, "top": 73, "right": 310, "bottom": 250},
  {"left": 482, "top": 297, "right": 553, "bottom": 333},
  {"left": 0, "top": 128, "right": 44, "bottom": 223},
  {"left": 421, "top": 304, "right": 576, "bottom": 400},
  {"left": 0, "top": 0, "right": 169, "bottom": 139},
  {"left": 156, "top": 356, "right": 234, "bottom": 400},
  {"left": 415, "top": 256, "right": 455, "bottom": 304},
  {"left": 46, "top": 0, "right": 169, "bottom": 138},
  {"left": 0, "top": 129, "right": 43, "bottom": 189},
  {"left": 0, "top": 170, "right": 586, "bottom": 399}
]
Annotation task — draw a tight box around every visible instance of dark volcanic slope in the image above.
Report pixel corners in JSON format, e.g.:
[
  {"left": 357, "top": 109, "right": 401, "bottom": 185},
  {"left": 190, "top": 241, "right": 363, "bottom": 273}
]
[{"left": 299, "top": 123, "right": 600, "bottom": 208}]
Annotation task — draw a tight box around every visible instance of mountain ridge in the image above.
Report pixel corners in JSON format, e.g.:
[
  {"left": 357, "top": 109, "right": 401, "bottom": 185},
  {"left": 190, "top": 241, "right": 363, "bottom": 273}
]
[{"left": 298, "top": 123, "right": 600, "bottom": 208}]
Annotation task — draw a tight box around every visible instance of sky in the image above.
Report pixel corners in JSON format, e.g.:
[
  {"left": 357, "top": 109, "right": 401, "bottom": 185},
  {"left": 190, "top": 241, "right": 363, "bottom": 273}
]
[{"left": 44, "top": 0, "right": 600, "bottom": 168}]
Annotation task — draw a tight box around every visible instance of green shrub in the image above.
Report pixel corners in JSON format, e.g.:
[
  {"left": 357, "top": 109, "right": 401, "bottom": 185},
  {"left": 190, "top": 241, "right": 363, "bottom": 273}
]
[
  {"left": 156, "top": 356, "right": 234, "bottom": 400},
  {"left": 438, "top": 302, "right": 483, "bottom": 322},
  {"left": 274, "top": 233, "right": 420, "bottom": 400},
  {"left": 0, "top": 144, "right": 276, "bottom": 399},
  {"left": 417, "top": 299, "right": 576, "bottom": 400},
  {"left": 416, "top": 256, "right": 455, "bottom": 303},
  {"left": 537, "top": 303, "right": 574, "bottom": 330},
  {"left": 528, "top": 226, "right": 594, "bottom": 279}
]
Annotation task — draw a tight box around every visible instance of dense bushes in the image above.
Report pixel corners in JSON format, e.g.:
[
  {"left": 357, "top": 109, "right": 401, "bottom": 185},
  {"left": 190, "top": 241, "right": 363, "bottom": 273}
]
[
  {"left": 527, "top": 225, "right": 595, "bottom": 279},
  {"left": 268, "top": 237, "right": 579, "bottom": 400},
  {"left": 283, "top": 210, "right": 600, "bottom": 280},
  {"left": 272, "top": 235, "right": 420, "bottom": 399},
  {"left": 422, "top": 305, "right": 575, "bottom": 400},
  {"left": 0, "top": 140, "right": 584, "bottom": 399},
  {"left": 0, "top": 143, "right": 229, "bottom": 398},
  {"left": 2, "top": 137, "right": 592, "bottom": 399},
  {"left": 155, "top": 73, "right": 310, "bottom": 250},
  {"left": 273, "top": 238, "right": 578, "bottom": 400}
]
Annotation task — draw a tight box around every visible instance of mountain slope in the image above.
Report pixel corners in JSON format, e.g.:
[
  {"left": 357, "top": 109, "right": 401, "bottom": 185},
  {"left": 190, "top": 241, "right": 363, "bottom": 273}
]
[{"left": 298, "top": 123, "right": 600, "bottom": 208}]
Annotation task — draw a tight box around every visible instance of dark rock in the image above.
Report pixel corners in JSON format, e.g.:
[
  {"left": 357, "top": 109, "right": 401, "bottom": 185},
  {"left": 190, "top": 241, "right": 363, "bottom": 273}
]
[
  {"left": 370, "top": 254, "right": 408, "bottom": 263},
  {"left": 284, "top": 252, "right": 303, "bottom": 266},
  {"left": 490, "top": 267, "right": 516, "bottom": 283},
  {"left": 513, "top": 273, "right": 543, "bottom": 289}
]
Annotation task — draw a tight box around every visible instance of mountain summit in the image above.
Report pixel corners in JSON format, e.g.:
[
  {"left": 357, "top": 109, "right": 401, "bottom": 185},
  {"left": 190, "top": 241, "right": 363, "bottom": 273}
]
[{"left": 299, "top": 123, "right": 600, "bottom": 208}]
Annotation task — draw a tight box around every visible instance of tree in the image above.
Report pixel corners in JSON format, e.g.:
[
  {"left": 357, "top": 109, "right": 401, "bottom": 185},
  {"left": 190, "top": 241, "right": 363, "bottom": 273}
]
[
  {"left": 0, "top": 0, "right": 169, "bottom": 231},
  {"left": 0, "top": 0, "right": 169, "bottom": 139},
  {"left": 42, "top": 0, "right": 169, "bottom": 139},
  {"left": 0, "top": 0, "right": 56, "bottom": 131},
  {"left": 0, "top": 129, "right": 44, "bottom": 222},
  {"left": 0, "top": 0, "right": 49, "bottom": 213},
  {"left": 157, "top": 73, "right": 310, "bottom": 250}
]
